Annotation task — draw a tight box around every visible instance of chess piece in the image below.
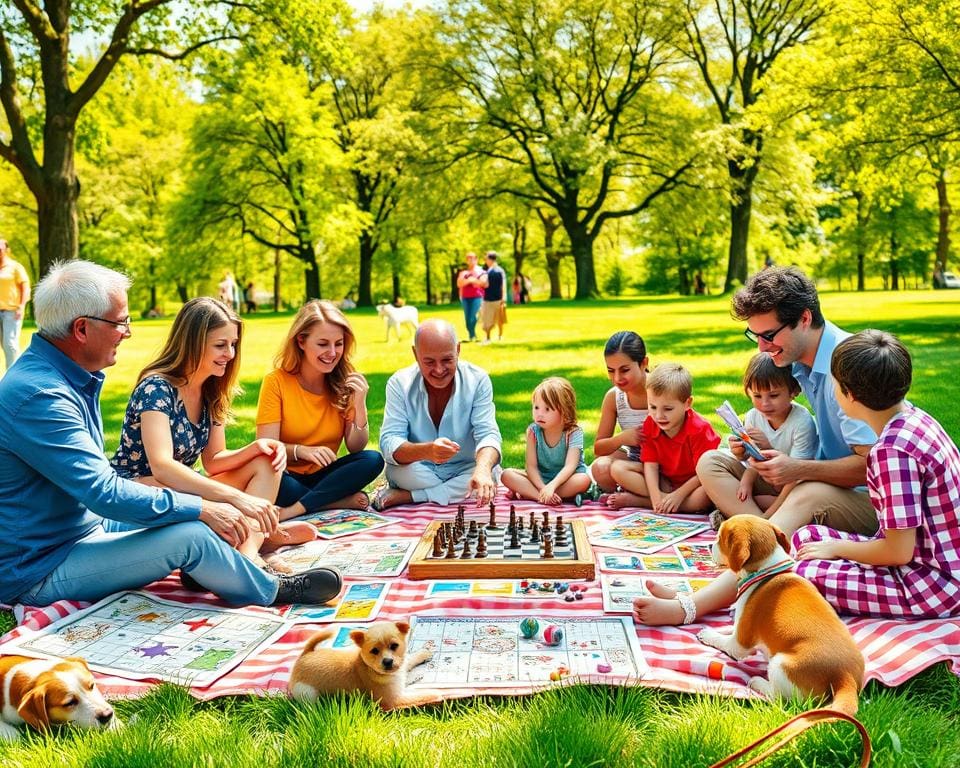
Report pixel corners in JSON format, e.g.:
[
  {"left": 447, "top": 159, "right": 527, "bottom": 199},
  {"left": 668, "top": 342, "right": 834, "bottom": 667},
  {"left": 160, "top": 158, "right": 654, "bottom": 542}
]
[
  {"left": 530, "top": 520, "right": 541, "bottom": 543},
  {"left": 508, "top": 525, "right": 521, "bottom": 549},
  {"left": 476, "top": 529, "right": 488, "bottom": 558},
  {"left": 469, "top": 519, "right": 479, "bottom": 537},
  {"left": 542, "top": 509, "right": 550, "bottom": 530},
  {"left": 528, "top": 510, "right": 535, "bottom": 530},
  {"left": 445, "top": 533, "right": 457, "bottom": 559},
  {"left": 432, "top": 532, "right": 443, "bottom": 558},
  {"left": 460, "top": 536, "right": 473, "bottom": 559},
  {"left": 555, "top": 516, "right": 568, "bottom": 546},
  {"left": 517, "top": 516, "right": 525, "bottom": 534},
  {"left": 542, "top": 532, "right": 555, "bottom": 559},
  {"left": 508, "top": 505, "right": 517, "bottom": 534},
  {"left": 487, "top": 502, "right": 500, "bottom": 530}
]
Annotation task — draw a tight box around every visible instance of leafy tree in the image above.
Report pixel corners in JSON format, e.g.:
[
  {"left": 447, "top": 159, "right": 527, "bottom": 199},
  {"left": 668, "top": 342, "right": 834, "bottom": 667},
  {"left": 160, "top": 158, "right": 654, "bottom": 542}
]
[
  {"left": 678, "top": 0, "right": 824, "bottom": 291},
  {"left": 436, "top": 0, "right": 698, "bottom": 299},
  {"left": 0, "top": 1, "right": 241, "bottom": 276}
]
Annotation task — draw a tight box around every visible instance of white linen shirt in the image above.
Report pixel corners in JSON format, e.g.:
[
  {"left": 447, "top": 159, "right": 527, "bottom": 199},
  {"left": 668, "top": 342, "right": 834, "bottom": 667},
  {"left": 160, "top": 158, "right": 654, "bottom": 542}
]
[{"left": 379, "top": 360, "right": 502, "bottom": 479}]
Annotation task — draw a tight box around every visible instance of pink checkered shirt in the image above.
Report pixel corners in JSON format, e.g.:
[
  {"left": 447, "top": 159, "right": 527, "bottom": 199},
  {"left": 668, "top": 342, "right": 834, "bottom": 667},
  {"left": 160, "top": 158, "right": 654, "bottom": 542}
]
[{"left": 794, "top": 406, "right": 960, "bottom": 618}]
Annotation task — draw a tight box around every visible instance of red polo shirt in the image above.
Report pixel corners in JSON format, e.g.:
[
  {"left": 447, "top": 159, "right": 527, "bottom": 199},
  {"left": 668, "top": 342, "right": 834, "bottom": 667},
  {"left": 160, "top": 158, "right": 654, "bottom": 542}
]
[{"left": 640, "top": 409, "right": 721, "bottom": 486}]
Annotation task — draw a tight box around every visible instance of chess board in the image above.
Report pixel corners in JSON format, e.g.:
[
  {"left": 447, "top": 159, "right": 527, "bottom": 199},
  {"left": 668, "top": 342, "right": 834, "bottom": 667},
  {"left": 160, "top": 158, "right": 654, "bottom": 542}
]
[{"left": 407, "top": 516, "right": 595, "bottom": 581}]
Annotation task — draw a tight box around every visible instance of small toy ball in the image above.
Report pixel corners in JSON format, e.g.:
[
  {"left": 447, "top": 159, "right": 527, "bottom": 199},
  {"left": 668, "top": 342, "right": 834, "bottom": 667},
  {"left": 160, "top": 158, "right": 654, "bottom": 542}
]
[
  {"left": 596, "top": 663, "right": 613, "bottom": 674},
  {"left": 542, "top": 624, "right": 564, "bottom": 646},
  {"left": 564, "top": 594, "right": 576, "bottom": 602},
  {"left": 519, "top": 617, "right": 540, "bottom": 639},
  {"left": 549, "top": 669, "right": 566, "bottom": 681}
]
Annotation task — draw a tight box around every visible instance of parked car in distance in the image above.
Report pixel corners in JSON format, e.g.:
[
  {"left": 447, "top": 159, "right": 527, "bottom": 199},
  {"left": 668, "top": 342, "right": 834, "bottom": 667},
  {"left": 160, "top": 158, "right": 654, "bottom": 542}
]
[{"left": 942, "top": 271, "right": 960, "bottom": 289}]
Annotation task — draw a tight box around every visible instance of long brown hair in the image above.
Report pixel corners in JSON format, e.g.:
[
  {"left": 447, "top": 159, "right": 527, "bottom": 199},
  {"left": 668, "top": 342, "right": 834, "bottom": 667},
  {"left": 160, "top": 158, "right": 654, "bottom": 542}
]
[
  {"left": 138, "top": 297, "right": 242, "bottom": 424},
  {"left": 275, "top": 300, "right": 356, "bottom": 412}
]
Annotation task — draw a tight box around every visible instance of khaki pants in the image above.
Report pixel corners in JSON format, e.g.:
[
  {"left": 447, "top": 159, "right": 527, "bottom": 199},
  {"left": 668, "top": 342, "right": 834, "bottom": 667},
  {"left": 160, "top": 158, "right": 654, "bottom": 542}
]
[{"left": 696, "top": 449, "right": 878, "bottom": 535}]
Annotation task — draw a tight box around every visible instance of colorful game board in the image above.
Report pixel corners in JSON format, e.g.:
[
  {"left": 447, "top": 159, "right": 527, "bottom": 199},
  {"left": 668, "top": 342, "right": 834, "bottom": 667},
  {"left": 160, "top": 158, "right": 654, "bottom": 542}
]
[
  {"left": 424, "top": 580, "right": 588, "bottom": 600},
  {"left": 598, "top": 542, "right": 719, "bottom": 575},
  {"left": 600, "top": 574, "right": 713, "bottom": 614},
  {"left": 408, "top": 516, "right": 595, "bottom": 580},
  {"left": 0, "top": 592, "right": 289, "bottom": 687},
  {"left": 589, "top": 511, "right": 709, "bottom": 555},
  {"left": 276, "top": 538, "right": 416, "bottom": 577},
  {"left": 283, "top": 580, "right": 391, "bottom": 624},
  {"left": 288, "top": 508, "right": 399, "bottom": 539},
  {"left": 407, "top": 615, "right": 647, "bottom": 687}
]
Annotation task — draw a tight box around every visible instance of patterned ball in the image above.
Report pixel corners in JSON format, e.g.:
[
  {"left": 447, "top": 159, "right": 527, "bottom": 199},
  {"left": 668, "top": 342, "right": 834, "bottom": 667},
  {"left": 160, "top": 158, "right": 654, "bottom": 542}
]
[
  {"left": 542, "top": 624, "right": 564, "bottom": 646},
  {"left": 519, "top": 617, "right": 539, "bottom": 639}
]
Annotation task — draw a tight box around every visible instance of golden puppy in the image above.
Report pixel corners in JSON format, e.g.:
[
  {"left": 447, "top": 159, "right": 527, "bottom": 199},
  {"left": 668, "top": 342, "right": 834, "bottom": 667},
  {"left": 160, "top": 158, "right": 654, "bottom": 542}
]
[
  {"left": 288, "top": 621, "right": 441, "bottom": 710},
  {"left": 697, "top": 516, "right": 864, "bottom": 715},
  {"left": 0, "top": 656, "right": 119, "bottom": 741}
]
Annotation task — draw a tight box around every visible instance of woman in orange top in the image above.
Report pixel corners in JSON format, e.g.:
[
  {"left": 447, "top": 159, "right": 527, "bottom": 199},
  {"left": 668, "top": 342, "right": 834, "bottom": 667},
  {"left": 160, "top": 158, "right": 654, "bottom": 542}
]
[{"left": 256, "top": 301, "right": 384, "bottom": 519}]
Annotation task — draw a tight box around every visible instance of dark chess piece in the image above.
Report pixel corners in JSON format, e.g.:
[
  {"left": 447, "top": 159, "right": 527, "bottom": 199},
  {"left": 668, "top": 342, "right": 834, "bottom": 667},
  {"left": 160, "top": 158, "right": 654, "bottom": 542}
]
[
  {"left": 518, "top": 516, "right": 525, "bottom": 534},
  {"left": 508, "top": 525, "right": 521, "bottom": 549},
  {"left": 542, "top": 509, "right": 550, "bottom": 530},
  {"left": 528, "top": 510, "right": 535, "bottom": 530},
  {"left": 555, "top": 516, "right": 568, "bottom": 546},
  {"left": 469, "top": 519, "right": 479, "bottom": 537},
  {"left": 445, "top": 533, "right": 457, "bottom": 559},
  {"left": 487, "top": 502, "right": 500, "bottom": 530},
  {"left": 530, "top": 520, "right": 541, "bottom": 543},
  {"left": 460, "top": 536, "right": 473, "bottom": 559},
  {"left": 432, "top": 532, "right": 443, "bottom": 558},
  {"left": 508, "top": 505, "right": 517, "bottom": 532},
  {"left": 542, "top": 533, "right": 555, "bottom": 559},
  {"left": 476, "top": 529, "right": 488, "bottom": 558}
]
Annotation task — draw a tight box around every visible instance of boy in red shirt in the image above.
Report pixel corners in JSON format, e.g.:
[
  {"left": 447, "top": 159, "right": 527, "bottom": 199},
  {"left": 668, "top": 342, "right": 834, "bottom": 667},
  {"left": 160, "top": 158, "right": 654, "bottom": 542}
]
[{"left": 611, "top": 363, "right": 720, "bottom": 513}]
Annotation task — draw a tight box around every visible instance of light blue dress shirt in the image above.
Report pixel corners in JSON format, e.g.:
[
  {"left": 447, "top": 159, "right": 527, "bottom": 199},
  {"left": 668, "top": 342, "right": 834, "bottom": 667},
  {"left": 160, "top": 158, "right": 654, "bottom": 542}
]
[
  {"left": 380, "top": 360, "right": 502, "bottom": 479},
  {"left": 791, "top": 320, "right": 877, "bottom": 460},
  {"left": 0, "top": 334, "right": 201, "bottom": 603}
]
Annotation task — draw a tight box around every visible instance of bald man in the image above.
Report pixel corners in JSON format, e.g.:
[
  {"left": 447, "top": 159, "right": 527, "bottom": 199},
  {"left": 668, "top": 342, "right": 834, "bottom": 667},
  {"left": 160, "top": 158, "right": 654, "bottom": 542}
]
[{"left": 376, "top": 320, "right": 502, "bottom": 509}]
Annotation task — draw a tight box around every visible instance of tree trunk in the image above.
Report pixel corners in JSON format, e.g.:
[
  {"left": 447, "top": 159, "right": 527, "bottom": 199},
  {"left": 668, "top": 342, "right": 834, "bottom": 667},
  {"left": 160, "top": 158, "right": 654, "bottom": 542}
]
[
  {"left": 936, "top": 169, "right": 951, "bottom": 273},
  {"left": 568, "top": 224, "right": 598, "bottom": 300},
  {"left": 301, "top": 244, "right": 320, "bottom": 300},
  {"left": 723, "top": 134, "right": 762, "bottom": 292},
  {"left": 512, "top": 220, "right": 526, "bottom": 283},
  {"left": 449, "top": 264, "right": 460, "bottom": 304},
  {"left": 889, "top": 223, "right": 900, "bottom": 291},
  {"left": 177, "top": 284, "right": 188, "bottom": 303},
  {"left": 422, "top": 238, "right": 433, "bottom": 305},
  {"left": 357, "top": 230, "right": 375, "bottom": 306},
  {"left": 274, "top": 244, "right": 282, "bottom": 311},
  {"left": 37, "top": 163, "right": 81, "bottom": 278},
  {"left": 855, "top": 191, "right": 867, "bottom": 291}
]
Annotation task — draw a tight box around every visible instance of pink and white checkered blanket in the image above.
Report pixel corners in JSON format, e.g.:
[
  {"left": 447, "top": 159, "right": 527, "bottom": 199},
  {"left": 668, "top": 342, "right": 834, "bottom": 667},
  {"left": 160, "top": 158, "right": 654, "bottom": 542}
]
[{"left": 2, "top": 498, "right": 958, "bottom": 701}]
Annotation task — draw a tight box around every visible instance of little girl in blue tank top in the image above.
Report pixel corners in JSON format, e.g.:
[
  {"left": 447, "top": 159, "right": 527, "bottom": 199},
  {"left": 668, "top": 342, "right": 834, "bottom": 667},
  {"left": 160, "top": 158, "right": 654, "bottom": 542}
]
[{"left": 501, "top": 377, "right": 591, "bottom": 505}]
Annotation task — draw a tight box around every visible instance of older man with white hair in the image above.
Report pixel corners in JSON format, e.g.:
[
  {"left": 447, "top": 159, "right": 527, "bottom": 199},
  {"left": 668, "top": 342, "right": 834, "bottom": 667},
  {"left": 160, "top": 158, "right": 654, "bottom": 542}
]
[
  {"left": 0, "top": 260, "right": 341, "bottom": 608},
  {"left": 375, "top": 319, "right": 502, "bottom": 509}
]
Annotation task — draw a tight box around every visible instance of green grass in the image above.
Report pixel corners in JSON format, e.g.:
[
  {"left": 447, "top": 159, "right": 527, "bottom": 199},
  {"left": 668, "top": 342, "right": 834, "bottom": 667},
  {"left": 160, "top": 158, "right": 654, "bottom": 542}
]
[{"left": 3, "top": 291, "right": 960, "bottom": 766}]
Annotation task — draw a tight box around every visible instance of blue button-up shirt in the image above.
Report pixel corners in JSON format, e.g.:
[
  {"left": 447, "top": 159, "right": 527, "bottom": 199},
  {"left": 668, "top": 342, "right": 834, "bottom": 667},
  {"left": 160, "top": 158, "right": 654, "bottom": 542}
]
[
  {"left": 791, "top": 320, "right": 877, "bottom": 460},
  {"left": 379, "top": 360, "right": 502, "bottom": 479},
  {"left": 0, "top": 334, "right": 201, "bottom": 603}
]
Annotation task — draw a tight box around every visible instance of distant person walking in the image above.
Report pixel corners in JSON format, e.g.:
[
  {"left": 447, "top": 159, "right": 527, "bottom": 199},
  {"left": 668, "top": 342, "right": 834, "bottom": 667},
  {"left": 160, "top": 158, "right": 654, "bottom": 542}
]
[
  {"left": 479, "top": 251, "right": 507, "bottom": 344},
  {"left": 456, "top": 252, "right": 485, "bottom": 342},
  {"left": 244, "top": 282, "right": 257, "bottom": 313},
  {"left": 218, "top": 271, "right": 238, "bottom": 311},
  {"left": 0, "top": 239, "right": 30, "bottom": 372}
]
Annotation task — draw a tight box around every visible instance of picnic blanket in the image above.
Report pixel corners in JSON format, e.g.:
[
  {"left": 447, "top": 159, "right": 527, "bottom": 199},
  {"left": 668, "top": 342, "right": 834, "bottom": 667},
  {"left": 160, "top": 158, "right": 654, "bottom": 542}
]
[{"left": 2, "top": 496, "right": 959, "bottom": 701}]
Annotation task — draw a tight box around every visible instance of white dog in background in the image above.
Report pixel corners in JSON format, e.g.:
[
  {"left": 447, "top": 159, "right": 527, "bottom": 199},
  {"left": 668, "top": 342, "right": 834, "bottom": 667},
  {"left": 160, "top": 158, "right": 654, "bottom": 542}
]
[{"left": 376, "top": 303, "right": 419, "bottom": 342}]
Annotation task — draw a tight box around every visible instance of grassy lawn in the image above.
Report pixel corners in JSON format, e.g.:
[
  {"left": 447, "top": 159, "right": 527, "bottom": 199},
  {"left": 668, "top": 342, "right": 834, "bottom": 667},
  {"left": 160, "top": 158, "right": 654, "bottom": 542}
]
[{"left": 2, "top": 291, "right": 959, "bottom": 766}]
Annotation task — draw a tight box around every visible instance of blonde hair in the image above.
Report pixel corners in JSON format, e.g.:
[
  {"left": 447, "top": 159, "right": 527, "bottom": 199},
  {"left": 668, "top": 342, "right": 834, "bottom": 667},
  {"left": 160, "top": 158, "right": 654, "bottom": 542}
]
[
  {"left": 139, "top": 297, "right": 241, "bottom": 424},
  {"left": 275, "top": 300, "right": 356, "bottom": 411},
  {"left": 533, "top": 376, "right": 578, "bottom": 431},
  {"left": 646, "top": 363, "right": 692, "bottom": 401}
]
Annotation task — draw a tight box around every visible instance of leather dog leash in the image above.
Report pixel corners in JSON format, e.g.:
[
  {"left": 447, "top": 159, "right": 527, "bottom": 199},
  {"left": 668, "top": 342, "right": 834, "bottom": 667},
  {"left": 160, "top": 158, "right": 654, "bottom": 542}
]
[{"left": 708, "top": 708, "right": 872, "bottom": 768}]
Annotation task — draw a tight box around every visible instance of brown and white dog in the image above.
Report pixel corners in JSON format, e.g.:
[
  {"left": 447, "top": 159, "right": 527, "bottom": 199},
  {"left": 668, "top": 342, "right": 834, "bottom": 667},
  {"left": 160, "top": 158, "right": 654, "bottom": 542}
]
[
  {"left": 697, "top": 516, "right": 864, "bottom": 715},
  {"left": 0, "top": 656, "right": 119, "bottom": 741},
  {"left": 288, "top": 620, "right": 442, "bottom": 710}
]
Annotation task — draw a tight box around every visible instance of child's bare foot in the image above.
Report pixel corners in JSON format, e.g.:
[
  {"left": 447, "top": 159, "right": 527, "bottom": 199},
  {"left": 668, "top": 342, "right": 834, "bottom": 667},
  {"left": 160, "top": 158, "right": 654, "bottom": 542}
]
[
  {"left": 504, "top": 489, "right": 518, "bottom": 501},
  {"left": 632, "top": 580, "right": 685, "bottom": 625},
  {"left": 318, "top": 491, "right": 370, "bottom": 511},
  {"left": 605, "top": 491, "right": 647, "bottom": 510},
  {"left": 263, "top": 553, "right": 294, "bottom": 574},
  {"left": 262, "top": 521, "right": 317, "bottom": 553}
]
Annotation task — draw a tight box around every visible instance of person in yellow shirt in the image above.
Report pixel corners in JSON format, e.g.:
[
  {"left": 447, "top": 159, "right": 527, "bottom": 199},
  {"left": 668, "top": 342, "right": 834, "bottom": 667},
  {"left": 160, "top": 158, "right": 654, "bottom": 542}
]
[
  {"left": 0, "top": 239, "right": 30, "bottom": 371},
  {"left": 256, "top": 300, "right": 384, "bottom": 518}
]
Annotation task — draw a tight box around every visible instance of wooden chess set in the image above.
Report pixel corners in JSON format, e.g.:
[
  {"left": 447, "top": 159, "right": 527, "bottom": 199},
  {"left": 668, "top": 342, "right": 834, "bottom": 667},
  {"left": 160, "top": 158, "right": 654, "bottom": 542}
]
[{"left": 407, "top": 503, "right": 595, "bottom": 581}]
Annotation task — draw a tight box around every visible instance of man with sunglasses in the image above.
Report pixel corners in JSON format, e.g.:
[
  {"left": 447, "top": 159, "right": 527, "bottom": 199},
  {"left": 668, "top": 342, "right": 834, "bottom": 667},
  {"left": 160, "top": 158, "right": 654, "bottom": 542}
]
[
  {"left": 0, "top": 260, "right": 341, "bottom": 610},
  {"left": 634, "top": 266, "right": 876, "bottom": 626}
]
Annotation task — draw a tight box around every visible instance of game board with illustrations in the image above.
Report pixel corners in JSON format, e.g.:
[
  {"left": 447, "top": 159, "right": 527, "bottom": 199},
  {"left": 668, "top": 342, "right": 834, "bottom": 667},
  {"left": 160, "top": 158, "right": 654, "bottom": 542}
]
[
  {"left": 288, "top": 508, "right": 399, "bottom": 539},
  {"left": 0, "top": 592, "right": 289, "bottom": 687},
  {"left": 598, "top": 541, "right": 719, "bottom": 575},
  {"left": 600, "top": 573, "right": 713, "bottom": 614},
  {"left": 276, "top": 538, "right": 416, "bottom": 577},
  {"left": 283, "top": 580, "right": 391, "bottom": 624},
  {"left": 589, "top": 511, "right": 709, "bottom": 555},
  {"left": 406, "top": 615, "right": 647, "bottom": 687}
]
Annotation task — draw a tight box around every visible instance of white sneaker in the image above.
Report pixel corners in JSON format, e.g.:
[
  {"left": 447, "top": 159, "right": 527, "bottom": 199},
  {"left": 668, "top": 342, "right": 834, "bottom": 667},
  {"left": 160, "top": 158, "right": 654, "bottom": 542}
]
[{"left": 480, "top": 339, "right": 491, "bottom": 345}]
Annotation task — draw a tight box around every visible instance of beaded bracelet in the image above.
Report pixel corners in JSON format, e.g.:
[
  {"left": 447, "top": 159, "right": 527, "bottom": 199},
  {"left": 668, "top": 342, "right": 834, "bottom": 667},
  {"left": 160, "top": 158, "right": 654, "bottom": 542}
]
[
  {"left": 676, "top": 592, "right": 697, "bottom": 625},
  {"left": 293, "top": 444, "right": 300, "bottom": 461}
]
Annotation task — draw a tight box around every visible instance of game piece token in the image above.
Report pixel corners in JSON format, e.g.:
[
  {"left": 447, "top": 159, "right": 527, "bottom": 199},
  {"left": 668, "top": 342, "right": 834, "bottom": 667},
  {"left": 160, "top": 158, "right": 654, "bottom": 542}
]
[
  {"left": 596, "top": 663, "right": 613, "bottom": 674},
  {"left": 564, "top": 594, "right": 575, "bottom": 602},
  {"left": 574, "top": 592, "right": 584, "bottom": 600},
  {"left": 519, "top": 617, "right": 539, "bottom": 638},
  {"left": 542, "top": 624, "right": 564, "bottom": 646}
]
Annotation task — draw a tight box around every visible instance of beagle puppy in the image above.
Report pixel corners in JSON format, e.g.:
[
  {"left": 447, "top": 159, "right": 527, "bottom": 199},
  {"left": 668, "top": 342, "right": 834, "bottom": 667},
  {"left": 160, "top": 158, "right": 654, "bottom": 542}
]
[
  {"left": 0, "top": 656, "right": 118, "bottom": 741},
  {"left": 698, "top": 516, "right": 864, "bottom": 714}
]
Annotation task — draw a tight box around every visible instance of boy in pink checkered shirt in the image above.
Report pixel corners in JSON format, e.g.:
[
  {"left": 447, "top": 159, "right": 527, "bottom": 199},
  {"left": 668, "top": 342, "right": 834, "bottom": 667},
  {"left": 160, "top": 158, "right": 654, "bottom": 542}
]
[{"left": 794, "top": 330, "right": 960, "bottom": 618}]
